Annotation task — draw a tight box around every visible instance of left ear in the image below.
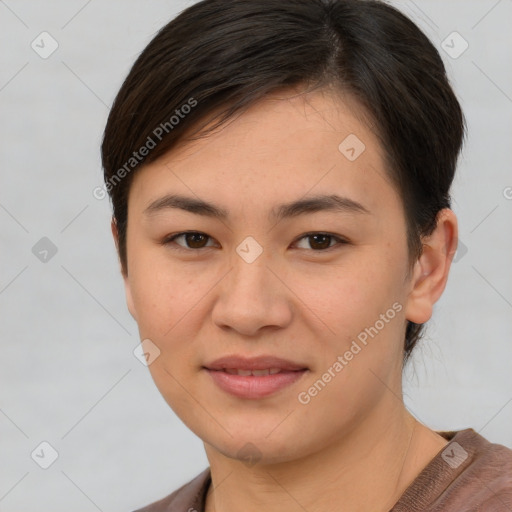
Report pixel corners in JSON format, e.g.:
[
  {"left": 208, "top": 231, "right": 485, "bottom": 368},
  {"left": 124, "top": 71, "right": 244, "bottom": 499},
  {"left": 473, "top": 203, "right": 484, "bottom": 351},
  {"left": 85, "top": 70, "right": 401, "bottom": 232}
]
[{"left": 404, "top": 208, "right": 458, "bottom": 324}]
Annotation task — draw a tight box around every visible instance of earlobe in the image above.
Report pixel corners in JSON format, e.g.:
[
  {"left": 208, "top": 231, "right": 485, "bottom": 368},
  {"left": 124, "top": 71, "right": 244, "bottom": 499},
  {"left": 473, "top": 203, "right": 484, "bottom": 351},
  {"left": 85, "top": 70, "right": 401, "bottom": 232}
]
[{"left": 404, "top": 208, "right": 458, "bottom": 324}]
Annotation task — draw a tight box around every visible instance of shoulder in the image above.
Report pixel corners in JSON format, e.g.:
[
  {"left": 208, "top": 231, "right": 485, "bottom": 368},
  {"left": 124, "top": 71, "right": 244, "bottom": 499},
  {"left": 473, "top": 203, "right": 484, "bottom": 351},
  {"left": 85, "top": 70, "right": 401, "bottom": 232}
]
[
  {"left": 393, "top": 429, "right": 512, "bottom": 511},
  {"left": 454, "top": 429, "right": 512, "bottom": 507},
  {"left": 132, "top": 467, "right": 211, "bottom": 512}
]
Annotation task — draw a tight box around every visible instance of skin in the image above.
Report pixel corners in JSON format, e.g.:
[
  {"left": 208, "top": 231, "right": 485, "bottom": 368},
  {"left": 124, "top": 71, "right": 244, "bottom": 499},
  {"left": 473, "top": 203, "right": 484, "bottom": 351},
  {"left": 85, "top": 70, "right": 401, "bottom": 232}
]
[{"left": 112, "top": 86, "right": 458, "bottom": 512}]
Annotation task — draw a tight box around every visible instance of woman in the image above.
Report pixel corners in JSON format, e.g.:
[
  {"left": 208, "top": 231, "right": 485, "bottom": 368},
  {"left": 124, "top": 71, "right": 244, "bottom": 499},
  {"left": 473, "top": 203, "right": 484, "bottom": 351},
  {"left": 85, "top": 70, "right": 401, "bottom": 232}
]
[{"left": 101, "top": 0, "right": 512, "bottom": 510}]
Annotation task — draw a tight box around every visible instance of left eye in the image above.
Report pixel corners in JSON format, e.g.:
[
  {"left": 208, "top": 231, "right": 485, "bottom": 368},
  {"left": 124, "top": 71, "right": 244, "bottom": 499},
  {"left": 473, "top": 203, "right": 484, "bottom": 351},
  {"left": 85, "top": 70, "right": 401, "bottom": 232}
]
[
  {"left": 294, "top": 232, "right": 347, "bottom": 251},
  {"left": 162, "top": 231, "right": 347, "bottom": 251}
]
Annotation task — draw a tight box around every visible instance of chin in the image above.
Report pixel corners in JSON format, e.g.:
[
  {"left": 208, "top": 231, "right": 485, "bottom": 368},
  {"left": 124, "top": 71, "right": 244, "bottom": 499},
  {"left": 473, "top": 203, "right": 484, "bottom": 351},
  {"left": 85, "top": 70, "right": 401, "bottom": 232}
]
[{"left": 202, "top": 426, "right": 310, "bottom": 465}]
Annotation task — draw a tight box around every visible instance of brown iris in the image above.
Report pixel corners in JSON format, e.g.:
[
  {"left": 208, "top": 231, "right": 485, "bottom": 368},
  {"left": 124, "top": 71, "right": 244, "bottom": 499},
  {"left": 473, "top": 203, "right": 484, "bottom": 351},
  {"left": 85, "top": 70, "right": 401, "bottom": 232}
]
[
  {"left": 184, "top": 232, "right": 209, "bottom": 249},
  {"left": 308, "top": 234, "right": 332, "bottom": 250}
]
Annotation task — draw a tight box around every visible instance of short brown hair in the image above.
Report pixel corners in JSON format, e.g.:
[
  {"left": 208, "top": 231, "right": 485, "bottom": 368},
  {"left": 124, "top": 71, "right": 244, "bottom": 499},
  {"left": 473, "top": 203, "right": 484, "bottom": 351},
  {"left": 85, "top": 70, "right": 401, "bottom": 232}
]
[{"left": 101, "top": 0, "right": 465, "bottom": 363}]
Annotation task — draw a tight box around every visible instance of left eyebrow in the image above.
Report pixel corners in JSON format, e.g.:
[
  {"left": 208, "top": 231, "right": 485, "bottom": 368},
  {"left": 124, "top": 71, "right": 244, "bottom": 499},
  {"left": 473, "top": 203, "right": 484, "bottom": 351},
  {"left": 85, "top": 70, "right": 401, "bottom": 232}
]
[
  {"left": 271, "top": 194, "right": 372, "bottom": 220},
  {"left": 142, "top": 193, "right": 372, "bottom": 220}
]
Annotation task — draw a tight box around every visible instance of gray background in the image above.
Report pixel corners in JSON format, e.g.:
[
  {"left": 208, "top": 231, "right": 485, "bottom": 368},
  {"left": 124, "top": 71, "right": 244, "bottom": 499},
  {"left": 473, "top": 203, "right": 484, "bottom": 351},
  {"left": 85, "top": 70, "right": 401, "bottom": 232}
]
[{"left": 1, "top": 0, "right": 511, "bottom": 510}]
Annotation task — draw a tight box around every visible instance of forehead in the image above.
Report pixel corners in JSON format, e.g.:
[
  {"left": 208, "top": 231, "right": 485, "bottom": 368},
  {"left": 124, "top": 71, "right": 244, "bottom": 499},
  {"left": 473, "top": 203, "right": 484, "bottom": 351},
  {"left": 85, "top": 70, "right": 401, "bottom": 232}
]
[
  {"left": 128, "top": 88, "right": 403, "bottom": 224},
  {"left": 162, "top": 87, "right": 380, "bottom": 164}
]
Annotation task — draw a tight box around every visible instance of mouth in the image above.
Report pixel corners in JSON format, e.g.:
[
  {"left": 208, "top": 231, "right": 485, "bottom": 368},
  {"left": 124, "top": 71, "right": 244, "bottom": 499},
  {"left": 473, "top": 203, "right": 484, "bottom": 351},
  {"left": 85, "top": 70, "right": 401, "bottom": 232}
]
[
  {"left": 214, "top": 368, "right": 298, "bottom": 376},
  {"left": 203, "top": 354, "right": 308, "bottom": 372},
  {"left": 203, "top": 355, "right": 309, "bottom": 399}
]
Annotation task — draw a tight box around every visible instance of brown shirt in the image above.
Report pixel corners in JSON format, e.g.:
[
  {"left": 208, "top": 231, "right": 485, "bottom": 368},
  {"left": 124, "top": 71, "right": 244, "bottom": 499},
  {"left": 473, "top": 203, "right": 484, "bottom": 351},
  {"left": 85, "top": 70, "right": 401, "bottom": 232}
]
[{"left": 133, "top": 429, "right": 512, "bottom": 511}]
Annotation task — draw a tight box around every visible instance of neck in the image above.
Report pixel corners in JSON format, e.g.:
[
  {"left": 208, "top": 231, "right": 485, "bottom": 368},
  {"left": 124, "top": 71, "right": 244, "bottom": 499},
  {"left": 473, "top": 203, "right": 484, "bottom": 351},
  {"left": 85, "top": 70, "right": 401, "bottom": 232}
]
[{"left": 204, "top": 402, "right": 448, "bottom": 512}]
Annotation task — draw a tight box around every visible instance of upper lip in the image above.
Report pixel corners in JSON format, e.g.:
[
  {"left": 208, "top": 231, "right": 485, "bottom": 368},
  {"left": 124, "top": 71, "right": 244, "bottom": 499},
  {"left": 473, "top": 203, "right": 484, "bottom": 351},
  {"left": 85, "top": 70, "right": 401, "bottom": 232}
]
[{"left": 204, "top": 355, "right": 308, "bottom": 372}]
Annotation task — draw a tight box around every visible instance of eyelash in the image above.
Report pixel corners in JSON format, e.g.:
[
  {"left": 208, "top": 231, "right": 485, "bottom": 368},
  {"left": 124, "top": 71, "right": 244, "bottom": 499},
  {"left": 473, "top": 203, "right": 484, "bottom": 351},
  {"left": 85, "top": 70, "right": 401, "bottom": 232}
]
[{"left": 161, "top": 231, "right": 349, "bottom": 253}]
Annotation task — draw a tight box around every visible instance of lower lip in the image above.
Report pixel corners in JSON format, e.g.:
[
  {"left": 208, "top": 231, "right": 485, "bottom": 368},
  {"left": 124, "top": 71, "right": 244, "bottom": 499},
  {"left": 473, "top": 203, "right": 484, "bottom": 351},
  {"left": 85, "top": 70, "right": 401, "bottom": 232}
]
[{"left": 205, "top": 369, "right": 308, "bottom": 399}]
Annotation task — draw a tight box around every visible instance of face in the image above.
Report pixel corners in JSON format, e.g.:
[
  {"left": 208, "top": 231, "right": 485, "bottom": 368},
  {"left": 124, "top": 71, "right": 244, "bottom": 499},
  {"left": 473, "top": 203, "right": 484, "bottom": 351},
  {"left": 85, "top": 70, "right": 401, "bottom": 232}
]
[{"left": 120, "top": 87, "right": 427, "bottom": 464}]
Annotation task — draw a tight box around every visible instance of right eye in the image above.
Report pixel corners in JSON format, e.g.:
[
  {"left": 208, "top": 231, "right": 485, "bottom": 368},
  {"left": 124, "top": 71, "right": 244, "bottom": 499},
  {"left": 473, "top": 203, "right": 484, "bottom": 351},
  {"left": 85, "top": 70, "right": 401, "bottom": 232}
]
[{"left": 161, "top": 231, "right": 218, "bottom": 251}]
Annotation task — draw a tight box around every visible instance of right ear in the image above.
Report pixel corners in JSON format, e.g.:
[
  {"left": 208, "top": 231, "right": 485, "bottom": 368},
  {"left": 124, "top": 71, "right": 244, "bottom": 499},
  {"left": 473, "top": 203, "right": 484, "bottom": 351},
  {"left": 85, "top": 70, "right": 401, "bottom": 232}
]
[
  {"left": 111, "top": 217, "right": 137, "bottom": 320},
  {"left": 110, "top": 217, "right": 122, "bottom": 272}
]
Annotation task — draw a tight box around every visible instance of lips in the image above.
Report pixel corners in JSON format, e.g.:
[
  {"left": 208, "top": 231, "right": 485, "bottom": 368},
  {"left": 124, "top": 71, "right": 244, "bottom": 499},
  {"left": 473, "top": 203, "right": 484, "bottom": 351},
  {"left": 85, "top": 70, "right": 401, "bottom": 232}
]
[
  {"left": 203, "top": 355, "right": 308, "bottom": 399},
  {"left": 224, "top": 368, "right": 282, "bottom": 376},
  {"left": 204, "top": 355, "right": 308, "bottom": 372}
]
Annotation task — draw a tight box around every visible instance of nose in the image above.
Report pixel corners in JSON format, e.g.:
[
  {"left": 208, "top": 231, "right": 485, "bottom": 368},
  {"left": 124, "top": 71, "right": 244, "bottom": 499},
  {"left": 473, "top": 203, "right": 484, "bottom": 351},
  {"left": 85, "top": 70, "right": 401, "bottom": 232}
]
[{"left": 211, "top": 247, "right": 293, "bottom": 337}]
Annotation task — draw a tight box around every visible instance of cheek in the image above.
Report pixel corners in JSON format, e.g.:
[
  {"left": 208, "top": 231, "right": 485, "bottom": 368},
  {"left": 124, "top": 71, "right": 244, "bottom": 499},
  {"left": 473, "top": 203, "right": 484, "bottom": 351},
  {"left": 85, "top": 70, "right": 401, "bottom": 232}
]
[
  {"left": 301, "top": 258, "right": 406, "bottom": 379},
  {"left": 301, "top": 257, "right": 399, "bottom": 326},
  {"left": 128, "top": 249, "right": 203, "bottom": 337}
]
